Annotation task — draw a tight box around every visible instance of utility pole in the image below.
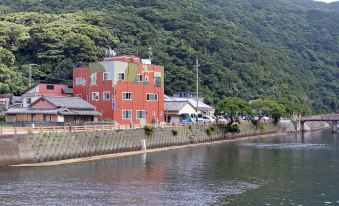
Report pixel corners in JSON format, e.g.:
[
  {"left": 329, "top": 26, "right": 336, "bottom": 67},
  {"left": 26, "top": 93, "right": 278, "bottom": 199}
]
[
  {"left": 28, "top": 65, "right": 32, "bottom": 87},
  {"left": 195, "top": 58, "right": 200, "bottom": 122}
]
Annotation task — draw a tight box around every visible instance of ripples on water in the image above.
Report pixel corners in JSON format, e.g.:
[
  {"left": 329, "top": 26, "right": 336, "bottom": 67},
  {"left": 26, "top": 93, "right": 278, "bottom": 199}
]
[
  {"left": 0, "top": 129, "right": 338, "bottom": 206},
  {"left": 0, "top": 178, "right": 264, "bottom": 206}
]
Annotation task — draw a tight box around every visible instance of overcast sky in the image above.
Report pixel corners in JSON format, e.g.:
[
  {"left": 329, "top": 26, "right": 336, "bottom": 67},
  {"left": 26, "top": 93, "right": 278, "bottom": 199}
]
[{"left": 314, "top": 0, "right": 338, "bottom": 3}]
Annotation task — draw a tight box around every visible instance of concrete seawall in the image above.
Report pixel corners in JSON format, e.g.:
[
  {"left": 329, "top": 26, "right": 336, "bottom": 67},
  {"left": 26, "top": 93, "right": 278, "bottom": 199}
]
[{"left": 0, "top": 123, "right": 278, "bottom": 167}]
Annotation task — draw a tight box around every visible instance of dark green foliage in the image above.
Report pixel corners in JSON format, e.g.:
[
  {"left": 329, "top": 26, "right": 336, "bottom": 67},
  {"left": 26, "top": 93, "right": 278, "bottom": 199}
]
[
  {"left": 227, "top": 123, "right": 241, "bottom": 134},
  {"left": 216, "top": 97, "right": 251, "bottom": 125},
  {"left": 0, "top": 0, "right": 338, "bottom": 113},
  {"left": 205, "top": 128, "right": 212, "bottom": 136},
  {"left": 171, "top": 129, "right": 178, "bottom": 136},
  {"left": 143, "top": 125, "right": 155, "bottom": 136},
  {"left": 205, "top": 126, "right": 216, "bottom": 136}
]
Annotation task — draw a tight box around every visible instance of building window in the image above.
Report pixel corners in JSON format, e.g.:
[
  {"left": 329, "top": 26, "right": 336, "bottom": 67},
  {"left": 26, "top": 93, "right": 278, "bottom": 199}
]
[
  {"left": 103, "top": 72, "right": 110, "bottom": 81},
  {"left": 122, "top": 110, "right": 132, "bottom": 119},
  {"left": 27, "top": 98, "right": 32, "bottom": 104},
  {"left": 46, "top": 84, "right": 54, "bottom": 90},
  {"left": 152, "top": 111, "right": 156, "bottom": 116},
  {"left": 76, "top": 94, "right": 82, "bottom": 98},
  {"left": 91, "top": 73, "right": 97, "bottom": 81},
  {"left": 155, "top": 76, "right": 161, "bottom": 87},
  {"left": 92, "top": 92, "right": 99, "bottom": 100},
  {"left": 43, "top": 115, "right": 51, "bottom": 122},
  {"left": 103, "top": 91, "right": 110, "bottom": 100},
  {"left": 146, "top": 93, "right": 158, "bottom": 101},
  {"left": 137, "top": 74, "right": 143, "bottom": 82},
  {"left": 118, "top": 72, "right": 125, "bottom": 80},
  {"left": 136, "top": 110, "right": 146, "bottom": 119},
  {"left": 76, "top": 77, "right": 83, "bottom": 85},
  {"left": 122, "top": 92, "right": 132, "bottom": 100},
  {"left": 145, "top": 75, "right": 149, "bottom": 82}
]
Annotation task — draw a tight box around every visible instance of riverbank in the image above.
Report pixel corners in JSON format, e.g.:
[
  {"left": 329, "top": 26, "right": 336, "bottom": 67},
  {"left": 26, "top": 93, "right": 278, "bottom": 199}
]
[
  {"left": 11, "top": 131, "right": 285, "bottom": 167},
  {"left": 5, "top": 120, "right": 331, "bottom": 168}
]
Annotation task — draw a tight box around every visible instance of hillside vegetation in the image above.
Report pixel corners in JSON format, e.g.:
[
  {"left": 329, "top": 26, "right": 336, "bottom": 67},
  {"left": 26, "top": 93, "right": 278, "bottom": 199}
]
[{"left": 0, "top": 0, "right": 338, "bottom": 113}]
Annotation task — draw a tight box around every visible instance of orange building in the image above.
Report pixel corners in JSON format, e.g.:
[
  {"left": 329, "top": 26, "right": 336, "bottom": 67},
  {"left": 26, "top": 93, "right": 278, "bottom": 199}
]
[{"left": 73, "top": 51, "right": 165, "bottom": 125}]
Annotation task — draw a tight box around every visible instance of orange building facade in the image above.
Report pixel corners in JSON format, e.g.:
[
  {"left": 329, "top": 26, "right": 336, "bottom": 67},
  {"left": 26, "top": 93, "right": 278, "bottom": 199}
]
[{"left": 73, "top": 55, "right": 165, "bottom": 125}]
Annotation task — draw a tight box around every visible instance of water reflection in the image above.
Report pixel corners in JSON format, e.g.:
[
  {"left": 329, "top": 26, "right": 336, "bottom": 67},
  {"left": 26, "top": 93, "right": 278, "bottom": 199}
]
[{"left": 0, "top": 129, "right": 338, "bottom": 205}]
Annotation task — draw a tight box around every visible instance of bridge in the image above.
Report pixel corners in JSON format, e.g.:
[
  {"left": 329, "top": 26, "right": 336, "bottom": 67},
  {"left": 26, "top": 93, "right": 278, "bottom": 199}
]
[{"left": 299, "top": 114, "right": 339, "bottom": 133}]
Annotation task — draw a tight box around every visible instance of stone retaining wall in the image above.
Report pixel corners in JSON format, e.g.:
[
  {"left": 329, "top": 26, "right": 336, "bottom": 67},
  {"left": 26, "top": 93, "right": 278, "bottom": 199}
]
[{"left": 0, "top": 123, "right": 278, "bottom": 167}]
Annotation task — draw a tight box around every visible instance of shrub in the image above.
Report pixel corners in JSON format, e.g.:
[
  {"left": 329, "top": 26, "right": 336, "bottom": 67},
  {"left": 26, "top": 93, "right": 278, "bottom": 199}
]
[
  {"left": 171, "top": 129, "right": 178, "bottom": 136},
  {"left": 228, "top": 123, "right": 241, "bottom": 133},
  {"left": 205, "top": 128, "right": 212, "bottom": 136},
  {"left": 259, "top": 122, "right": 265, "bottom": 132},
  {"left": 251, "top": 119, "right": 259, "bottom": 128},
  {"left": 209, "top": 126, "right": 215, "bottom": 132},
  {"left": 144, "top": 125, "right": 156, "bottom": 136}
]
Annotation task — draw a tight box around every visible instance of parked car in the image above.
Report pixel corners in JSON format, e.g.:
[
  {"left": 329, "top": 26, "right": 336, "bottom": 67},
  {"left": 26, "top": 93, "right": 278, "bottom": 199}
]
[
  {"left": 179, "top": 118, "right": 196, "bottom": 123},
  {"left": 216, "top": 116, "right": 227, "bottom": 123},
  {"left": 202, "top": 116, "right": 216, "bottom": 123}
]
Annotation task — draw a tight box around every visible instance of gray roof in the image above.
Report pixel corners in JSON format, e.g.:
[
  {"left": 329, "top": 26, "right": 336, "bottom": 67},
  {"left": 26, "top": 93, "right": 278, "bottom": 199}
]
[
  {"left": 61, "top": 88, "right": 73, "bottom": 94},
  {"left": 165, "top": 96, "right": 213, "bottom": 110},
  {"left": 6, "top": 108, "right": 59, "bottom": 115},
  {"left": 165, "top": 101, "right": 189, "bottom": 112},
  {"left": 6, "top": 108, "right": 100, "bottom": 116},
  {"left": 43, "top": 96, "right": 95, "bottom": 110},
  {"left": 59, "top": 110, "right": 100, "bottom": 116}
]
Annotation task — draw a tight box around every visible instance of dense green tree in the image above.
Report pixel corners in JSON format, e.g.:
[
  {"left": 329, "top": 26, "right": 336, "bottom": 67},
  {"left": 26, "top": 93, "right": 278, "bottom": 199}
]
[
  {"left": 0, "top": 0, "right": 337, "bottom": 113},
  {"left": 216, "top": 97, "right": 251, "bottom": 125}
]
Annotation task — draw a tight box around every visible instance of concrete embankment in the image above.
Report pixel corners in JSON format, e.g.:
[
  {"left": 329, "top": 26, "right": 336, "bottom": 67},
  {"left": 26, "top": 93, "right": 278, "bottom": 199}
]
[{"left": 0, "top": 123, "right": 280, "bottom": 167}]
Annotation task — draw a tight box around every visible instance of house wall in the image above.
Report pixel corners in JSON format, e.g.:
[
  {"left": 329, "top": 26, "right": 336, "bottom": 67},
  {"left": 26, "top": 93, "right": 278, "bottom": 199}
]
[
  {"left": 73, "top": 57, "right": 165, "bottom": 125},
  {"left": 178, "top": 103, "right": 197, "bottom": 115},
  {"left": 6, "top": 114, "right": 59, "bottom": 122}
]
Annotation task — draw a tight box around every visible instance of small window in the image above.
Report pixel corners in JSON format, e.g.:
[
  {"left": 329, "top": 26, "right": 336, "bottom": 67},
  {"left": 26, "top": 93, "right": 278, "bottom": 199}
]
[
  {"left": 146, "top": 93, "right": 158, "bottom": 101},
  {"left": 76, "top": 94, "right": 82, "bottom": 98},
  {"left": 103, "top": 91, "right": 110, "bottom": 100},
  {"left": 118, "top": 73, "right": 125, "bottom": 80},
  {"left": 92, "top": 92, "right": 99, "bottom": 100},
  {"left": 46, "top": 84, "right": 54, "bottom": 90},
  {"left": 137, "top": 74, "right": 143, "bottom": 82},
  {"left": 43, "top": 115, "right": 51, "bottom": 122},
  {"left": 155, "top": 76, "right": 161, "bottom": 87},
  {"left": 103, "top": 72, "right": 110, "bottom": 81},
  {"left": 145, "top": 75, "right": 149, "bottom": 82},
  {"left": 122, "top": 92, "right": 132, "bottom": 100},
  {"left": 75, "top": 77, "right": 83, "bottom": 85},
  {"left": 122, "top": 110, "right": 132, "bottom": 119},
  {"left": 91, "top": 73, "right": 97, "bottom": 81},
  {"left": 136, "top": 110, "right": 146, "bottom": 119},
  {"left": 27, "top": 98, "right": 32, "bottom": 104},
  {"left": 152, "top": 111, "right": 156, "bottom": 116}
]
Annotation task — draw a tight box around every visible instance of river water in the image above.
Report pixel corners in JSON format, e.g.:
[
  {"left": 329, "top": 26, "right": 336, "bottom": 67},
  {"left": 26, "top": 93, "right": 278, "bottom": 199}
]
[{"left": 0, "top": 129, "right": 339, "bottom": 206}]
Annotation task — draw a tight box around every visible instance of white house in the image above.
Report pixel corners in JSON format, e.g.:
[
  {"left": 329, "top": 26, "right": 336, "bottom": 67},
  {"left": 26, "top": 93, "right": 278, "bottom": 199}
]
[{"left": 164, "top": 95, "right": 215, "bottom": 123}]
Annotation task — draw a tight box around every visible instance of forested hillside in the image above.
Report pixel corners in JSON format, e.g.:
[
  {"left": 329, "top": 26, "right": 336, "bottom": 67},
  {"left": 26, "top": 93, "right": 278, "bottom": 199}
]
[{"left": 0, "top": 0, "right": 338, "bottom": 113}]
